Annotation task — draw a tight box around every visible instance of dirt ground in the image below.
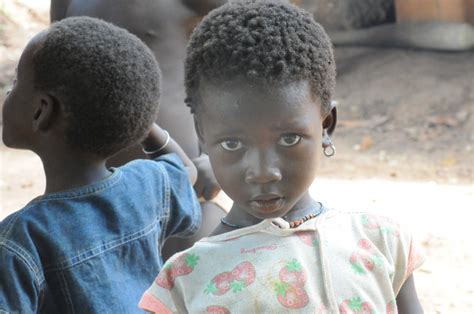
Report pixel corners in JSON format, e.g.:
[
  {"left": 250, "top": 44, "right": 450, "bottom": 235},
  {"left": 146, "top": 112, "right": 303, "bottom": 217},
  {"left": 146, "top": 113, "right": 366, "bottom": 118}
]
[{"left": 0, "top": 0, "right": 473, "bottom": 312}]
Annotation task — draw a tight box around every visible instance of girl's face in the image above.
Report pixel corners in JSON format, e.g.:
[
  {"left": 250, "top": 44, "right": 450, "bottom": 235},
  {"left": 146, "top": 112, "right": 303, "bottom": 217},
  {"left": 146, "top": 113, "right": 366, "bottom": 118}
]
[{"left": 196, "top": 78, "right": 330, "bottom": 220}]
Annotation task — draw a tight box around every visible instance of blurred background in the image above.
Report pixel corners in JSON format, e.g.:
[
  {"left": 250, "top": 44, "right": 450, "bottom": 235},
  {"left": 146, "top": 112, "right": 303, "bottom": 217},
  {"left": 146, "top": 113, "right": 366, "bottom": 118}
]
[{"left": 0, "top": 0, "right": 473, "bottom": 312}]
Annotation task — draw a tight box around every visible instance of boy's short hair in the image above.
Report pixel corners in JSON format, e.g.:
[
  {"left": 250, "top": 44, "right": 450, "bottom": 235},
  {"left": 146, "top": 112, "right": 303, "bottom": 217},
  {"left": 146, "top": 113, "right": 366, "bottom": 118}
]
[
  {"left": 185, "top": 0, "right": 336, "bottom": 114},
  {"left": 32, "top": 17, "right": 161, "bottom": 157}
]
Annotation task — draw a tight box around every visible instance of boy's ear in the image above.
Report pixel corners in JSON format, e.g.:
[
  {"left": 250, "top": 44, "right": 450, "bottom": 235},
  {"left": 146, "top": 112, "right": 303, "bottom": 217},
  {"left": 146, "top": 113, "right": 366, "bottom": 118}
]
[
  {"left": 32, "top": 93, "right": 60, "bottom": 132},
  {"left": 193, "top": 115, "right": 207, "bottom": 154},
  {"left": 322, "top": 101, "right": 337, "bottom": 136}
]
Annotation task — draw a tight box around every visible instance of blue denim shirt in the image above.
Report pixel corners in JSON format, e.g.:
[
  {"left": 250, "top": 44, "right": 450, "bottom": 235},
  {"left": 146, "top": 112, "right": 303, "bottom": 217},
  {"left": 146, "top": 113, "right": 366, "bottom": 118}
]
[{"left": 0, "top": 154, "right": 201, "bottom": 313}]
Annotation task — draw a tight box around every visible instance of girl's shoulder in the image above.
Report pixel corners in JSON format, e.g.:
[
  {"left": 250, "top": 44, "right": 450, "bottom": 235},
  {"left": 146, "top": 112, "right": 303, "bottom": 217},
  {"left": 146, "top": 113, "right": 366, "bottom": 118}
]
[{"left": 319, "top": 209, "right": 407, "bottom": 242}]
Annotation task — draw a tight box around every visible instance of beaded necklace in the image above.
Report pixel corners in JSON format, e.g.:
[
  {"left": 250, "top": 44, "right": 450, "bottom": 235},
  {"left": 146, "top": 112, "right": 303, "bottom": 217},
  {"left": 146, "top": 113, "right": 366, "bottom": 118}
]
[{"left": 220, "top": 202, "right": 324, "bottom": 229}]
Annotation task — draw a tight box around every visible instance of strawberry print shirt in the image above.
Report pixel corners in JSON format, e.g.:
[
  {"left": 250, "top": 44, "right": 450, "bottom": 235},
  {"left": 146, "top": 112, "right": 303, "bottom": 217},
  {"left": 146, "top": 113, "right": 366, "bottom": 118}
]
[{"left": 139, "top": 210, "right": 424, "bottom": 313}]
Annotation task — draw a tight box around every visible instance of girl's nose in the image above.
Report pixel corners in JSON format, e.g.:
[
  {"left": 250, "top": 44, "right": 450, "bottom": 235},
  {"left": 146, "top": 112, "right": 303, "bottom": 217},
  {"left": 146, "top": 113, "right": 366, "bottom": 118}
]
[{"left": 244, "top": 150, "right": 282, "bottom": 184}]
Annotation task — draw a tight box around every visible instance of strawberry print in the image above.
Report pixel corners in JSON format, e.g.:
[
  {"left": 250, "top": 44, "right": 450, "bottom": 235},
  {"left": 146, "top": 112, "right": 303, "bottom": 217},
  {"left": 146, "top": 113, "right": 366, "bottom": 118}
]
[
  {"left": 357, "top": 239, "right": 374, "bottom": 251},
  {"left": 156, "top": 253, "right": 199, "bottom": 289},
  {"left": 155, "top": 266, "right": 174, "bottom": 289},
  {"left": 274, "top": 282, "right": 309, "bottom": 309},
  {"left": 232, "top": 261, "right": 256, "bottom": 286},
  {"left": 206, "top": 305, "right": 231, "bottom": 314},
  {"left": 361, "top": 214, "right": 379, "bottom": 229},
  {"left": 204, "top": 261, "right": 256, "bottom": 295},
  {"left": 296, "top": 231, "right": 319, "bottom": 247},
  {"left": 278, "top": 259, "right": 306, "bottom": 286},
  {"left": 350, "top": 252, "right": 375, "bottom": 274},
  {"left": 205, "top": 271, "right": 234, "bottom": 295},
  {"left": 274, "top": 259, "right": 309, "bottom": 309},
  {"left": 171, "top": 253, "right": 200, "bottom": 276},
  {"left": 339, "top": 297, "right": 374, "bottom": 314},
  {"left": 386, "top": 300, "right": 397, "bottom": 314},
  {"left": 361, "top": 214, "right": 400, "bottom": 237},
  {"left": 350, "top": 239, "right": 384, "bottom": 274}
]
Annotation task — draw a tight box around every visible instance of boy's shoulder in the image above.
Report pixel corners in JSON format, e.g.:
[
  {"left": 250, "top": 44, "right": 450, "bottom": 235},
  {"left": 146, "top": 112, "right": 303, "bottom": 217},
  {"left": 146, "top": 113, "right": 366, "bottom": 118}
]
[
  {"left": 119, "top": 153, "right": 186, "bottom": 176},
  {"left": 0, "top": 202, "right": 53, "bottom": 285},
  {"left": 0, "top": 168, "right": 124, "bottom": 264}
]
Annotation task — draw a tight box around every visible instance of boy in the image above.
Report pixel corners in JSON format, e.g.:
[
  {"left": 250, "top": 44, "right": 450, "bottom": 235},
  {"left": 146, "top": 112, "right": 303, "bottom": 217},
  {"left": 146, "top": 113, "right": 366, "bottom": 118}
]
[
  {"left": 49, "top": 0, "right": 230, "bottom": 259},
  {"left": 0, "top": 17, "right": 199, "bottom": 312}
]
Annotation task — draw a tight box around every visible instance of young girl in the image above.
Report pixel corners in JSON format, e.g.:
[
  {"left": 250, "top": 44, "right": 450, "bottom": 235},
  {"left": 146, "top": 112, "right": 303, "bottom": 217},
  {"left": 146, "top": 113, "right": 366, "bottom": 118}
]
[{"left": 140, "top": 1, "right": 424, "bottom": 313}]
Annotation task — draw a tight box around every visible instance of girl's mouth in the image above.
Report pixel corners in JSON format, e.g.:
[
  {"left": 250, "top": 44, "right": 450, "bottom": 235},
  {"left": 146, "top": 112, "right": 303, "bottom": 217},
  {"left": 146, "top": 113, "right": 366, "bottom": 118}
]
[{"left": 249, "top": 195, "right": 284, "bottom": 213}]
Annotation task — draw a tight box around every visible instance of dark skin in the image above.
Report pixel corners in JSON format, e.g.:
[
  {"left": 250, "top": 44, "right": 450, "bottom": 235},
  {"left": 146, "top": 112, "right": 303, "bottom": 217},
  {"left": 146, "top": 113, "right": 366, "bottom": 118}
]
[
  {"left": 194, "top": 78, "right": 423, "bottom": 313},
  {"left": 50, "top": 0, "right": 225, "bottom": 259},
  {"left": 2, "top": 31, "right": 196, "bottom": 199},
  {"left": 180, "top": 0, "right": 225, "bottom": 16}
]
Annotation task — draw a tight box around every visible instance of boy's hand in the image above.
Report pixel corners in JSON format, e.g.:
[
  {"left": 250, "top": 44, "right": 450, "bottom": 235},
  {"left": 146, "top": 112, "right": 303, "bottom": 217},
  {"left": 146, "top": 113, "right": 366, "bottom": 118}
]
[
  {"left": 192, "top": 154, "right": 221, "bottom": 200},
  {"left": 143, "top": 123, "right": 198, "bottom": 184}
]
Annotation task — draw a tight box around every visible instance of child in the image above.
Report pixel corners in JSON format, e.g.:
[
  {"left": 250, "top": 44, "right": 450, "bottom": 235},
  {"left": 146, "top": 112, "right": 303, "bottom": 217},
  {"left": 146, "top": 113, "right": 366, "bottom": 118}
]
[
  {"left": 140, "top": 1, "right": 425, "bottom": 313},
  {"left": 49, "top": 0, "right": 231, "bottom": 259},
  {"left": 0, "top": 17, "right": 200, "bottom": 312}
]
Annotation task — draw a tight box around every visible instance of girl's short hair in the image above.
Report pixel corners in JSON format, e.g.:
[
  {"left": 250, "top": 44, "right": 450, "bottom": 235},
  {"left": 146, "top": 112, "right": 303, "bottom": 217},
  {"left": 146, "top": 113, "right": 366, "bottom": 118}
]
[{"left": 185, "top": 0, "right": 336, "bottom": 114}]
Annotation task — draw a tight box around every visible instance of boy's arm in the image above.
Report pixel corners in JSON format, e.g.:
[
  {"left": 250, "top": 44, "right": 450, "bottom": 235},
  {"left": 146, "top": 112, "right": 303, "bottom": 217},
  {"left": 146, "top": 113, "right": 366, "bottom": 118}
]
[
  {"left": 0, "top": 248, "right": 39, "bottom": 312},
  {"left": 142, "top": 123, "right": 197, "bottom": 184},
  {"left": 180, "top": 0, "right": 224, "bottom": 15},
  {"left": 192, "top": 153, "right": 221, "bottom": 200},
  {"left": 396, "top": 275, "right": 424, "bottom": 314},
  {"left": 50, "top": 0, "right": 71, "bottom": 22}
]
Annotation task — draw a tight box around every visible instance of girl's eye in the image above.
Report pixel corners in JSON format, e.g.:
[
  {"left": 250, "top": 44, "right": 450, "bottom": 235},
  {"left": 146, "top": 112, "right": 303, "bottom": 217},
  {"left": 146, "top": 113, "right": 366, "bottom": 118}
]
[
  {"left": 278, "top": 134, "right": 301, "bottom": 147},
  {"left": 220, "top": 139, "right": 243, "bottom": 151}
]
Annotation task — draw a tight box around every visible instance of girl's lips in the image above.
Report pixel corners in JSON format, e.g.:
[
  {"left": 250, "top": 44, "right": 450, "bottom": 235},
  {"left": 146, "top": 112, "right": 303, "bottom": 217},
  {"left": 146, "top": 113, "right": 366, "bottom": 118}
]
[{"left": 249, "top": 197, "right": 284, "bottom": 213}]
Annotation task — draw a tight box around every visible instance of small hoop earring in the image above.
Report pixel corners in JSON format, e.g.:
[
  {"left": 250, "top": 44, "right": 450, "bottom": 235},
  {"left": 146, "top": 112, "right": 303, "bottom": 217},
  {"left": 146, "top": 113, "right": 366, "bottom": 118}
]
[{"left": 324, "top": 143, "right": 336, "bottom": 157}]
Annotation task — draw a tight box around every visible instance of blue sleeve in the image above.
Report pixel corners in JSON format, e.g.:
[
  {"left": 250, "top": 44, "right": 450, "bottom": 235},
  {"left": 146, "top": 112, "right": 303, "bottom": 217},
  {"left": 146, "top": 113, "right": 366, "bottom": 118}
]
[
  {"left": 0, "top": 243, "right": 41, "bottom": 313},
  {"left": 154, "top": 153, "right": 201, "bottom": 240}
]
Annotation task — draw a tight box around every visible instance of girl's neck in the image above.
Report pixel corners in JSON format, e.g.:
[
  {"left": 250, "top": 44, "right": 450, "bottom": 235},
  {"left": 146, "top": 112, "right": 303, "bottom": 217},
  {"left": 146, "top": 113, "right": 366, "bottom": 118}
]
[
  {"left": 282, "top": 192, "right": 320, "bottom": 222},
  {"left": 40, "top": 151, "right": 111, "bottom": 195},
  {"left": 213, "top": 192, "right": 320, "bottom": 236}
]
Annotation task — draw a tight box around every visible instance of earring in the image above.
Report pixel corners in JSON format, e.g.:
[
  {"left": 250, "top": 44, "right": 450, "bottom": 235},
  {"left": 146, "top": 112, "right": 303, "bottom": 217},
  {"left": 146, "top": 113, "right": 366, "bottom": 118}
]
[
  {"left": 322, "top": 130, "right": 336, "bottom": 157},
  {"left": 323, "top": 142, "right": 336, "bottom": 157}
]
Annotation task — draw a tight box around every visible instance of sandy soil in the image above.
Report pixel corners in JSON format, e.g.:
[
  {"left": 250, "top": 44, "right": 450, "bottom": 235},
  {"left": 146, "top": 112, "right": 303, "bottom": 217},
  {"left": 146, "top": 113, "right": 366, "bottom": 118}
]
[{"left": 0, "top": 0, "right": 473, "bottom": 312}]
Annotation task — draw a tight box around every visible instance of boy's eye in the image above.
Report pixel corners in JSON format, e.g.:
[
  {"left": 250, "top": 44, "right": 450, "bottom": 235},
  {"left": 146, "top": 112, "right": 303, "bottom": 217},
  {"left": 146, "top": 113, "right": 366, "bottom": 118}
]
[
  {"left": 278, "top": 134, "right": 301, "bottom": 147},
  {"left": 220, "top": 139, "right": 243, "bottom": 151}
]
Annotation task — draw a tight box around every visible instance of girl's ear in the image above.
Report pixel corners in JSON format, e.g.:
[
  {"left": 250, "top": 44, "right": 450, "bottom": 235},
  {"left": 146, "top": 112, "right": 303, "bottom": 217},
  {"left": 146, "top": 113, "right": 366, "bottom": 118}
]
[
  {"left": 193, "top": 115, "right": 207, "bottom": 154},
  {"left": 32, "top": 93, "right": 60, "bottom": 132},
  {"left": 322, "top": 101, "right": 337, "bottom": 136}
]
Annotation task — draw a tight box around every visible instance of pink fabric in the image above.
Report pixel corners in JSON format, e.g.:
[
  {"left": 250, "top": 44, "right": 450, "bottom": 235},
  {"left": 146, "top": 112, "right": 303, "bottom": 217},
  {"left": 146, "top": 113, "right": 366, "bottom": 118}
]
[
  {"left": 140, "top": 211, "right": 424, "bottom": 313},
  {"left": 139, "top": 292, "right": 172, "bottom": 314}
]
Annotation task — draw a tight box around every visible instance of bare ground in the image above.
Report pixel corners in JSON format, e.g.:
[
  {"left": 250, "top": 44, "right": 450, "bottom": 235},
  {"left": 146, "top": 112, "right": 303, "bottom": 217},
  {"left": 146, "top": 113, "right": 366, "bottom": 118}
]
[{"left": 0, "top": 1, "right": 473, "bottom": 312}]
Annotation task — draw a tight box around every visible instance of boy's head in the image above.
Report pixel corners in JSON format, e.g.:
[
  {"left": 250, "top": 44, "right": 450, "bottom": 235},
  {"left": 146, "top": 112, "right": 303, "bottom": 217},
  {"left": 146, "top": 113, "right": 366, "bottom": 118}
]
[
  {"left": 2, "top": 17, "right": 161, "bottom": 157},
  {"left": 185, "top": 1, "right": 337, "bottom": 220}
]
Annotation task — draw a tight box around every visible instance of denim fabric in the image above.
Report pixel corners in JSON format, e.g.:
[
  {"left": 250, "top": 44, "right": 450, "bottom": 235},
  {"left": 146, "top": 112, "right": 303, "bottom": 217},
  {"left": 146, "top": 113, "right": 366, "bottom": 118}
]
[{"left": 0, "top": 154, "right": 200, "bottom": 313}]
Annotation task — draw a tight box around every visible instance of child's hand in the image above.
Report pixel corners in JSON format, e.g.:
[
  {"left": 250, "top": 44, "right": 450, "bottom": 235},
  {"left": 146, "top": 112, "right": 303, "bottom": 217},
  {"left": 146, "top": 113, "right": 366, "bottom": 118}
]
[
  {"left": 142, "top": 123, "right": 198, "bottom": 184},
  {"left": 192, "top": 154, "right": 221, "bottom": 200}
]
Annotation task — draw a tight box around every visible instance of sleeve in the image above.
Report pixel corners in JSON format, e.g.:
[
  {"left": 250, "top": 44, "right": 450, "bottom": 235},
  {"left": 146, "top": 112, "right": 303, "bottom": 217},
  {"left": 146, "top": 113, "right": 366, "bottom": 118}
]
[
  {"left": 0, "top": 244, "right": 41, "bottom": 313},
  {"left": 371, "top": 215, "right": 425, "bottom": 294},
  {"left": 405, "top": 236, "right": 425, "bottom": 279},
  {"left": 139, "top": 254, "right": 188, "bottom": 314},
  {"left": 155, "top": 154, "right": 202, "bottom": 240}
]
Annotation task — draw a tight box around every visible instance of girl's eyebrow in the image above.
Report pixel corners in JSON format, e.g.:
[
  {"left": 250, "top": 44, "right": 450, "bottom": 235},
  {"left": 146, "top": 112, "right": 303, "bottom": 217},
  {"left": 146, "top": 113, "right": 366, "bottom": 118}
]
[{"left": 270, "top": 120, "right": 312, "bottom": 132}]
